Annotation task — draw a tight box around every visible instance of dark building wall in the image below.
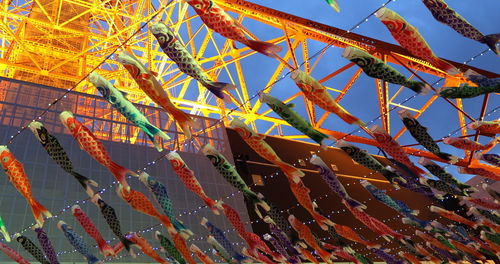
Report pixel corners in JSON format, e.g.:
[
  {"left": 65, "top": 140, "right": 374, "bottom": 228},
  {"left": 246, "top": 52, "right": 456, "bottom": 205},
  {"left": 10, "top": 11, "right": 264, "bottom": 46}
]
[
  {"left": 0, "top": 78, "right": 252, "bottom": 263},
  {"left": 226, "top": 128, "right": 444, "bottom": 259}
]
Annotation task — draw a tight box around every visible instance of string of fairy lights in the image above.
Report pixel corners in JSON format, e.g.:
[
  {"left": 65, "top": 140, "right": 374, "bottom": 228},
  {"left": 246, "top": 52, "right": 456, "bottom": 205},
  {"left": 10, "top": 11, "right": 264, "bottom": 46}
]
[
  {"left": 1, "top": 0, "right": 497, "bottom": 261},
  {"left": 8, "top": 55, "right": 497, "bottom": 261},
  {"left": 140, "top": 103, "right": 497, "bottom": 258},
  {"left": 54, "top": 195, "right": 415, "bottom": 261},
  {"left": 4, "top": 0, "right": 396, "bottom": 233},
  {"left": 8, "top": 62, "right": 497, "bottom": 262},
  {"left": 45, "top": 105, "right": 498, "bottom": 262}
]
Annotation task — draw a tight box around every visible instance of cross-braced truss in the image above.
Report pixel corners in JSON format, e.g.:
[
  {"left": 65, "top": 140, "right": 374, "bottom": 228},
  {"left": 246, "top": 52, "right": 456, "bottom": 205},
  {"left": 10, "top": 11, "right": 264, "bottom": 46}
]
[{"left": 1, "top": 0, "right": 498, "bottom": 170}]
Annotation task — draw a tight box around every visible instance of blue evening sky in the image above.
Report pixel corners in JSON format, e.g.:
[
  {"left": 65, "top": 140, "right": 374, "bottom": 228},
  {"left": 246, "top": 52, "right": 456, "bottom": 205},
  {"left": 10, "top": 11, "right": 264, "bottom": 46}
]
[
  {"left": 151, "top": 0, "right": 499, "bottom": 182},
  {"left": 228, "top": 0, "right": 500, "bottom": 183}
]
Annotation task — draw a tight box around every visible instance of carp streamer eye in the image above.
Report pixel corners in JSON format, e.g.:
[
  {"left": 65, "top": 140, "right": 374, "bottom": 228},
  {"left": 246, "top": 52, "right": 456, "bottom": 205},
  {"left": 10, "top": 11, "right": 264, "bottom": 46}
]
[
  {"left": 158, "top": 35, "right": 166, "bottom": 43},
  {"left": 98, "top": 86, "right": 110, "bottom": 98},
  {"left": 438, "top": 1, "right": 447, "bottom": 8},
  {"left": 1, "top": 156, "right": 9, "bottom": 163},
  {"left": 357, "top": 58, "right": 369, "bottom": 67},
  {"left": 69, "top": 123, "right": 76, "bottom": 130},
  {"left": 406, "top": 119, "right": 418, "bottom": 127},
  {"left": 342, "top": 147, "right": 352, "bottom": 154}
]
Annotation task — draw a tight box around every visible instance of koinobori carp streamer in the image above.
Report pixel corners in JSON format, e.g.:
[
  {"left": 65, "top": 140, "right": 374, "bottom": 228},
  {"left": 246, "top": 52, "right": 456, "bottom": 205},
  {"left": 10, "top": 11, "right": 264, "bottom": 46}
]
[
  {"left": 343, "top": 47, "right": 430, "bottom": 95},
  {"left": 89, "top": 72, "right": 170, "bottom": 152},
  {"left": 0, "top": 146, "right": 51, "bottom": 227},
  {"left": 186, "top": 0, "right": 282, "bottom": 57},
  {"left": 150, "top": 22, "right": 236, "bottom": 102},
  {"left": 422, "top": 0, "right": 500, "bottom": 55},
  {"left": 117, "top": 50, "right": 198, "bottom": 139},
  {"left": 60, "top": 111, "right": 136, "bottom": 191}
]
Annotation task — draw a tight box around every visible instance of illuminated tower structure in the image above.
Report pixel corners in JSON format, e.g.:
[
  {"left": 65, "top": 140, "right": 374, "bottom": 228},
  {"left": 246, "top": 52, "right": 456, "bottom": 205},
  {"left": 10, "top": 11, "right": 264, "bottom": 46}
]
[{"left": 1, "top": 0, "right": 498, "bottom": 168}]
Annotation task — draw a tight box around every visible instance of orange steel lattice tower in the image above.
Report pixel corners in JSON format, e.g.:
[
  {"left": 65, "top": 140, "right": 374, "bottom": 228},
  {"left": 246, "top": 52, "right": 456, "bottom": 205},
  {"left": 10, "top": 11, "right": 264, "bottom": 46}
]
[{"left": 1, "top": 0, "right": 498, "bottom": 170}]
